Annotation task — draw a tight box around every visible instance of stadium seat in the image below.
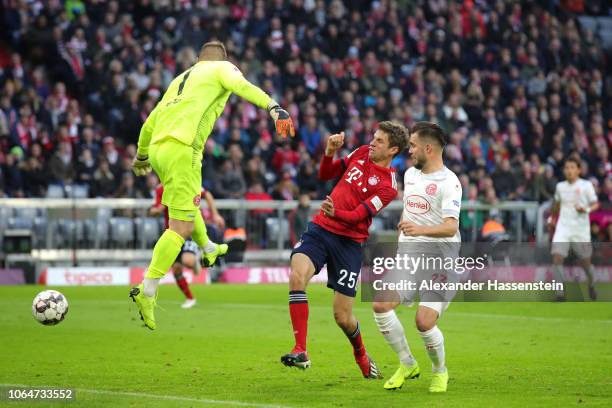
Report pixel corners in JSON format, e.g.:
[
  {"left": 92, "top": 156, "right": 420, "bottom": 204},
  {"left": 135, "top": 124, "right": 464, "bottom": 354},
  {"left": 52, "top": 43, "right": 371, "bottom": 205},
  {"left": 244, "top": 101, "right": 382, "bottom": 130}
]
[
  {"left": 134, "top": 217, "right": 160, "bottom": 248},
  {"left": 14, "top": 207, "right": 40, "bottom": 219},
  {"left": 598, "top": 31, "right": 612, "bottom": 50},
  {"left": 32, "top": 217, "right": 48, "bottom": 248},
  {"left": 66, "top": 184, "right": 89, "bottom": 199},
  {"left": 577, "top": 16, "right": 598, "bottom": 33},
  {"left": 265, "top": 217, "right": 290, "bottom": 248},
  {"left": 109, "top": 217, "right": 135, "bottom": 247},
  {"left": 46, "top": 184, "right": 65, "bottom": 198},
  {"left": 597, "top": 16, "right": 612, "bottom": 30},
  {"left": 56, "top": 219, "right": 86, "bottom": 248},
  {"left": 8, "top": 217, "right": 34, "bottom": 229},
  {"left": 84, "top": 218, "right": 110, "bottom": 248}
]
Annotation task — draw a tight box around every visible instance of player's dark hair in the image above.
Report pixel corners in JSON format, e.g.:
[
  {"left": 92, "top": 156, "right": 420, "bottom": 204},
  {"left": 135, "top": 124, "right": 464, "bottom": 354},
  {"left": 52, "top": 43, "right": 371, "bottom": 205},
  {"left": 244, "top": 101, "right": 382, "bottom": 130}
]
[
  {"left": 378, "top": 121, "right": 409, "bottom": 157},
  {"left": 410, "top": 121, "right": 447, "bottom": 148},
  {"left": 200, "top": 41, "right": 227, "bottom": 60},
  {"left": 564, "top": 157, "right": 581, "bottom": 168}
]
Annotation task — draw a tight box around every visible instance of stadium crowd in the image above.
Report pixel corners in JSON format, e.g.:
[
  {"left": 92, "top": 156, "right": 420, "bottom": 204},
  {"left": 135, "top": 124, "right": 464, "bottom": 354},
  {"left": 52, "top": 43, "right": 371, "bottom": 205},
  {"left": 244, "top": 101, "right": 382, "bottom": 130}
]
[{"left": 0, "top": 0, "right": 610, "bottom": 215}]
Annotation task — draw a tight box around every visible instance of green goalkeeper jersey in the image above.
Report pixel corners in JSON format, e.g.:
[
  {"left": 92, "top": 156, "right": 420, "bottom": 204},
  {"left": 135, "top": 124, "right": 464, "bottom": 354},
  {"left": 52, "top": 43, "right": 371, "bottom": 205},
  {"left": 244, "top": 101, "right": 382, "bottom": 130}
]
[{"left": 137, "top": 60, "right": 272, "bottom": 156}]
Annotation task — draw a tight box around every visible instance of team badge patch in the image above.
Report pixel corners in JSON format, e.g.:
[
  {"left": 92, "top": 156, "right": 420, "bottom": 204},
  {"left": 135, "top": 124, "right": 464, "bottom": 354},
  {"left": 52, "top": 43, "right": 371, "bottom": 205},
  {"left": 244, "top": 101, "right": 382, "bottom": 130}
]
[
  {"left": 368, "top": 175, "right": 380, "bottom": 186},
  {"left": 425, "top": 183, "right": 438, "bottom": 195},
  {"left": 193, "top": 194, "right": 201, "bottom": 206}
]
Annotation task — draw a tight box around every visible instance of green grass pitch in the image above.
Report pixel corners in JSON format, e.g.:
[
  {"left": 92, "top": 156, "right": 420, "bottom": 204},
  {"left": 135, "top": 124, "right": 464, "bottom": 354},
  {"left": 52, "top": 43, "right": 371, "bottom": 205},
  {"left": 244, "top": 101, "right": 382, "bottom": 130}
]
[{"left": 0, "top": 284, "right": 610, "bottom": 407}]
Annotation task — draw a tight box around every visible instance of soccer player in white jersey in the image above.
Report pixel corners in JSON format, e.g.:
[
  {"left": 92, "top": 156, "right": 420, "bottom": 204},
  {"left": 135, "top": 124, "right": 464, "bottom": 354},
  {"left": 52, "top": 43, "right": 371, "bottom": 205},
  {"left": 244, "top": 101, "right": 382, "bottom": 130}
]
[
  {"left": 549, "top": 157, "right": 599, "bottom": 301},
  {"left": 372, "top": 121, "right": 462, "bottom": 393}
]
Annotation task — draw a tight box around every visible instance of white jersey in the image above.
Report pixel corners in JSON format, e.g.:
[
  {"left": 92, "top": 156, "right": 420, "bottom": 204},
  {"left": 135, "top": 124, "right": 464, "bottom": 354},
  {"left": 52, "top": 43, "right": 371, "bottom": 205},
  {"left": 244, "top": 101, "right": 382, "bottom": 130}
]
[
  {"left": 400, "top": 166, "right": 462, "bottom": 243},
  {"left": 554, "top": 178, "right": 597, "bottom": 237}
]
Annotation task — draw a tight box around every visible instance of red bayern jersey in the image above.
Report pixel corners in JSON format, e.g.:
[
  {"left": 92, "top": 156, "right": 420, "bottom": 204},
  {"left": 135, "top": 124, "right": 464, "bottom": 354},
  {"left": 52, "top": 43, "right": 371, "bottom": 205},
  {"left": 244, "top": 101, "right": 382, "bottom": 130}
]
[
  {"left": 313, "top": 145, "right": 398, "bottom": 242},
  {"left": 153, "top": 185, "right": 206, "bottom": 229}
]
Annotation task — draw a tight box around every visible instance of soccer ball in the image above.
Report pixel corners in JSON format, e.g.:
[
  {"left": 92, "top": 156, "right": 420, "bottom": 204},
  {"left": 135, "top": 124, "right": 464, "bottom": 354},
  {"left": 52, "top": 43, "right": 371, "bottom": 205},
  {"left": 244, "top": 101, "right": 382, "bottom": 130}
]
[{"left": 32, "top": 290, "right": 69, "bottom": 325}]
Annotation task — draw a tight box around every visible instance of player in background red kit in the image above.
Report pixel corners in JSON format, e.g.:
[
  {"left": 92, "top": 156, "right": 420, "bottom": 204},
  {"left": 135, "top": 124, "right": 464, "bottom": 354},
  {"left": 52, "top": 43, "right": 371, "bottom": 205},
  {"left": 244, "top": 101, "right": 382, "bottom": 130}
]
[
  {"left": 150, "top": 185, "right": 225, "bottom": 308},
  {"left": 281, "top": 121, "right": 408, "bottom": 379}
]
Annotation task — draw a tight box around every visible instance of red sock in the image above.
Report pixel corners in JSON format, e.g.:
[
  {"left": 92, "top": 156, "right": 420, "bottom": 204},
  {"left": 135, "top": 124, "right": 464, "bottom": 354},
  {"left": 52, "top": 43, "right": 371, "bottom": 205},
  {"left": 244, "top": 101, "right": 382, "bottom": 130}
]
[
  {"left": 289, "top": 291, "right": 308, "bottom": 353},
  {"left": 176, "top": 276, "right": 193, "bottom": 300},
  {"left": 347, "top": 321, "right": 366, "bottom": 358}
]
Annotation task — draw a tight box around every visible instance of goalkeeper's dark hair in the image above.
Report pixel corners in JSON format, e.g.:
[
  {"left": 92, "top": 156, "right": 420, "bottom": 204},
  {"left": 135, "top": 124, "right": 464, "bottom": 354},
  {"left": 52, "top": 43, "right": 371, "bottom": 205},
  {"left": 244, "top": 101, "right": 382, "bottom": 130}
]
[
  {"left": 378, "top": 121, "right": 409, "bottom": 157},
  {"left": 199, "top": 41, "right": 227, "bottom": 61},
  {"left": 410, "top": 121, "right": 448, "bottom": 148}
]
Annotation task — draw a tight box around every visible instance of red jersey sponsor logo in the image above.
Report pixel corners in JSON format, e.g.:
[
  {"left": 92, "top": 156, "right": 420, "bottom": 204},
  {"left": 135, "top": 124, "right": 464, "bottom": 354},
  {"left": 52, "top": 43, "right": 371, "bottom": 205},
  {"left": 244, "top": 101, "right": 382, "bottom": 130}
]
[
  {"left": 405, "top": 195, "right": 430, "bottom": 214},
  {"left": 425, "top": 183, "right": 437, "bottom": 195}
]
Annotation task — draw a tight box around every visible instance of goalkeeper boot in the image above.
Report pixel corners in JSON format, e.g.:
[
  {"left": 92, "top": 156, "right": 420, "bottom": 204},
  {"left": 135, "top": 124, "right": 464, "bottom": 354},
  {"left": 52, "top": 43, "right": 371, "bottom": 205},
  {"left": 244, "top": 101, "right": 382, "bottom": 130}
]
[
  {"left": 129, "top": 284, "right": 156, "bottom": 330},
  {"left": 429, "top": 370, "right": 449, "bottom": 393},
  {"left": 201, "top": 243, "right": 228, "bottom": 267},
  {"left": 281, "top": 350, "right": 311, "bottom": 370},
  {"left": 356, "top": 352, "right": 383, "bottom": 379},
  {"left": 383, "top": 362, "right": 420, "bottom": 390}
]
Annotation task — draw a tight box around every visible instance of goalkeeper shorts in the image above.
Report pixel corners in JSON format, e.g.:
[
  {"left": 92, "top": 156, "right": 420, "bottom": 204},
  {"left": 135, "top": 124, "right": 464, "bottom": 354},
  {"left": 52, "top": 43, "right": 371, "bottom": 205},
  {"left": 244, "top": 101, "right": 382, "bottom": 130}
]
[{"left": 149, "top": 138, "right": 202, "bottom": 222}]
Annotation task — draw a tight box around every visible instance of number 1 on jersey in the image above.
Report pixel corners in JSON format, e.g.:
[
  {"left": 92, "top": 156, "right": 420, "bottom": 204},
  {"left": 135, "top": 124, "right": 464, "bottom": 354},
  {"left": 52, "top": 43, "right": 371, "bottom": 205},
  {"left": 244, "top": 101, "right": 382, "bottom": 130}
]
[{"left": 177, "top": 69, "right": 192, "bottom": 96}]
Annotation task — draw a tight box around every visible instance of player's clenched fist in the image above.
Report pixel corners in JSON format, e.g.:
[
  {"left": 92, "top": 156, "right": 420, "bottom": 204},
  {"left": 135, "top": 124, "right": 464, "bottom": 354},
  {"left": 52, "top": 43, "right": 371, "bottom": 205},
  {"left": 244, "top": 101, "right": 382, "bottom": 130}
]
[
  {"left": 132, "top": 154, "right": 152, "bottom": 176},
  {"left": 325, "top": 132, "right": 345, "bottom": 156}
]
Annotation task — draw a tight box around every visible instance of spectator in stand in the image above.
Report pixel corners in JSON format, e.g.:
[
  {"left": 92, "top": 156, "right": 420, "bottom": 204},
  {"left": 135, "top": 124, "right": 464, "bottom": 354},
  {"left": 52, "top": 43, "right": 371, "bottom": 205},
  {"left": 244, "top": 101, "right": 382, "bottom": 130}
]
[{"left": 0, "top": 0, "right": 608, "bottom": 208}]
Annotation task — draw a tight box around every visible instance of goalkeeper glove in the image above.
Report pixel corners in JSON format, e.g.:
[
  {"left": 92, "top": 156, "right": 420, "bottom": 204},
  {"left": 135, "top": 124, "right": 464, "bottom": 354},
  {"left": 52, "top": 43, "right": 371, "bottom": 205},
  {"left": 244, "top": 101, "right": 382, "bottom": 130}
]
[
  {"left": 132, "top": 154, "right": 152, "bottom": 176},
  {"left": 268, "top": 100, "right": 295, "bottom": 138}
]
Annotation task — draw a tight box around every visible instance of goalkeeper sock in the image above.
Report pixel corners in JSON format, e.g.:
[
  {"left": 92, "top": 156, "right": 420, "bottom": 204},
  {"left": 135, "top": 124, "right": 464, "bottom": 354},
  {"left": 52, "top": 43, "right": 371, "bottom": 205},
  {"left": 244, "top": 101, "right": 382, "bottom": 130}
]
[
  {"left": 419, "top": 326, "right": 446, "bottom": 373},
  {"left": 144, "top": 278, "right": 159, "bottom": 298},
  {"left": 289, "top": 291, "right": 308, "bottom": 353},
  {"left": 144, "top": 229, "right": 185, "bottom": 296},
  {"left": 192, "top": 210, "right": 216, "bottom": 252},
  {"left": 374, "top": 310, "right": 416, "bottom": 367}
]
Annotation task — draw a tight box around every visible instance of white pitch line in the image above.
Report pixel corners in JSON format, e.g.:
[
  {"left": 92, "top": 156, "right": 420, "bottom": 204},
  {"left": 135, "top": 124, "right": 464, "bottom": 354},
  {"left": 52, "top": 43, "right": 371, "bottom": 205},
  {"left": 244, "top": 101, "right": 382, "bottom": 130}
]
[{"left": 0, "top": 384, "right": 292, "bottom": 408}]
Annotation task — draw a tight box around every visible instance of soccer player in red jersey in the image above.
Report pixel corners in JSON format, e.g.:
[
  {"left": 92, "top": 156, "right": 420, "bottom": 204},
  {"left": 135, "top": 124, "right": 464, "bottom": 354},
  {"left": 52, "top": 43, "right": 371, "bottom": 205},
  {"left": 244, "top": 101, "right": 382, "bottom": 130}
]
[
  {"left": 281, "top": 121, "right": 408, "bottom": 379},
  {"left": 150, "top": 185, "right": 225, "bottom": 308}
]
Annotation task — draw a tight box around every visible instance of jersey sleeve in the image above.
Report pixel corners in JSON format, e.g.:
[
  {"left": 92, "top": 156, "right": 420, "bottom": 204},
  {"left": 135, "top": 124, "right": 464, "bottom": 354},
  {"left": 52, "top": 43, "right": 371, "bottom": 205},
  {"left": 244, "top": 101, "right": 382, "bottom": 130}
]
[
  {"left": 137, "top": 104, "right": 160, "bottom": 157},
  {"left": 218, "top": 62, "right": 271, "bottom": 109},
  {"left": 362, "top": 185, "right": 397, "bottom": 217},
  {"left": 554, "top": 184, "right": 560, "bottom": 202},
  {"left": 586, "top": 181, "right": 598, "bottom": 204},
  {"left": 441, "top": 178, "right": 462, "bottom": 219}
]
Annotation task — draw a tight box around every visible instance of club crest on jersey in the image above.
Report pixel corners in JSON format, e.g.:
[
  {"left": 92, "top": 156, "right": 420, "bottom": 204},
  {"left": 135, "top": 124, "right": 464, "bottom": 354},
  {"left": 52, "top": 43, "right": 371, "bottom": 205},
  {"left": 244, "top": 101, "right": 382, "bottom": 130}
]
[
  {"left": 368, "top": 175, "right": 380, "bottom": 186},
  {"left": 193, "top": 194, "right": 201, "bottom": 206},
  {"left": 405, "top": 195, "right": 430, "bottom": 214},
  {"left": 425, "top": 183, "right": 438, "bottom": 195}
]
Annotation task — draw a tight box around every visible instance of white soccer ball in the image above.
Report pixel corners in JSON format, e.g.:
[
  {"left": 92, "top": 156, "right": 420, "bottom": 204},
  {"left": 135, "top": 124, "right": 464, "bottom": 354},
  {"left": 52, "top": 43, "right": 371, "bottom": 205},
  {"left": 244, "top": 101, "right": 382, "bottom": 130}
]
[{"left": 32, "top": 290, "right": 69, "bottom": 325}]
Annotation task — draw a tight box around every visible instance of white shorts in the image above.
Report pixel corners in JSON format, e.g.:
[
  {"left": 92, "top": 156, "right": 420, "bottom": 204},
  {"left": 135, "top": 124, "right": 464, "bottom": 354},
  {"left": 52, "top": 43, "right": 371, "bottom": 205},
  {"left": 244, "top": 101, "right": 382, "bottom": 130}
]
[
  {"left": 381, "top": 248, "right": 457, "bottom": 317},
  {"left": 551, "top": 228, "right": 592, "bottom": 258}
]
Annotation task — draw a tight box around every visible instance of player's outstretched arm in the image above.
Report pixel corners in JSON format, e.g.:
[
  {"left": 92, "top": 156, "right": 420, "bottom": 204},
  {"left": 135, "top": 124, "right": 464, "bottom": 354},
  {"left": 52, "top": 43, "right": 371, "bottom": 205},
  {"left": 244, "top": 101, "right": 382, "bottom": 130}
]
[
  {"left": 218, "top": 62, "right": 294, "bottom": 138},
  {"left": 133, "top": 106, "right": 158, "bottom": 176},
  {"left": 319, "top": 132, "right": 345, "bottom": 180}
]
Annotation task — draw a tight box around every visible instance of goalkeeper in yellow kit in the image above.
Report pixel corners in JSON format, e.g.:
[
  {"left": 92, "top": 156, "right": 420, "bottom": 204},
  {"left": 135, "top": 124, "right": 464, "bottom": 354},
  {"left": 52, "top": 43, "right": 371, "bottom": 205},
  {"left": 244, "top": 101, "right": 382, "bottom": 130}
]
[{"left": 129, "top": 42, "right": 295, "bottom": 330}]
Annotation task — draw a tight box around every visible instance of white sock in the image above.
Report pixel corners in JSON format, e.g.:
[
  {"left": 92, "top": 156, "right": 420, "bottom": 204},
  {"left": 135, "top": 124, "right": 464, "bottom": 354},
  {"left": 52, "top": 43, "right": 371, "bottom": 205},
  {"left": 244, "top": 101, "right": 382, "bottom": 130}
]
[
  {"left": 374, "top": 310, "right": 416, "bottom": 367},
  {"left": 143, "top": 278, "right": 160, "bottom": 297},
  {"left": 553, "top": 264, "right": 565, "bottom": 296},
  {"left": 419, "top": 325, "right": 446, "bottom": 373},
  {"left": 203, "top": 241, "right": 217, "bottom": 254}
]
